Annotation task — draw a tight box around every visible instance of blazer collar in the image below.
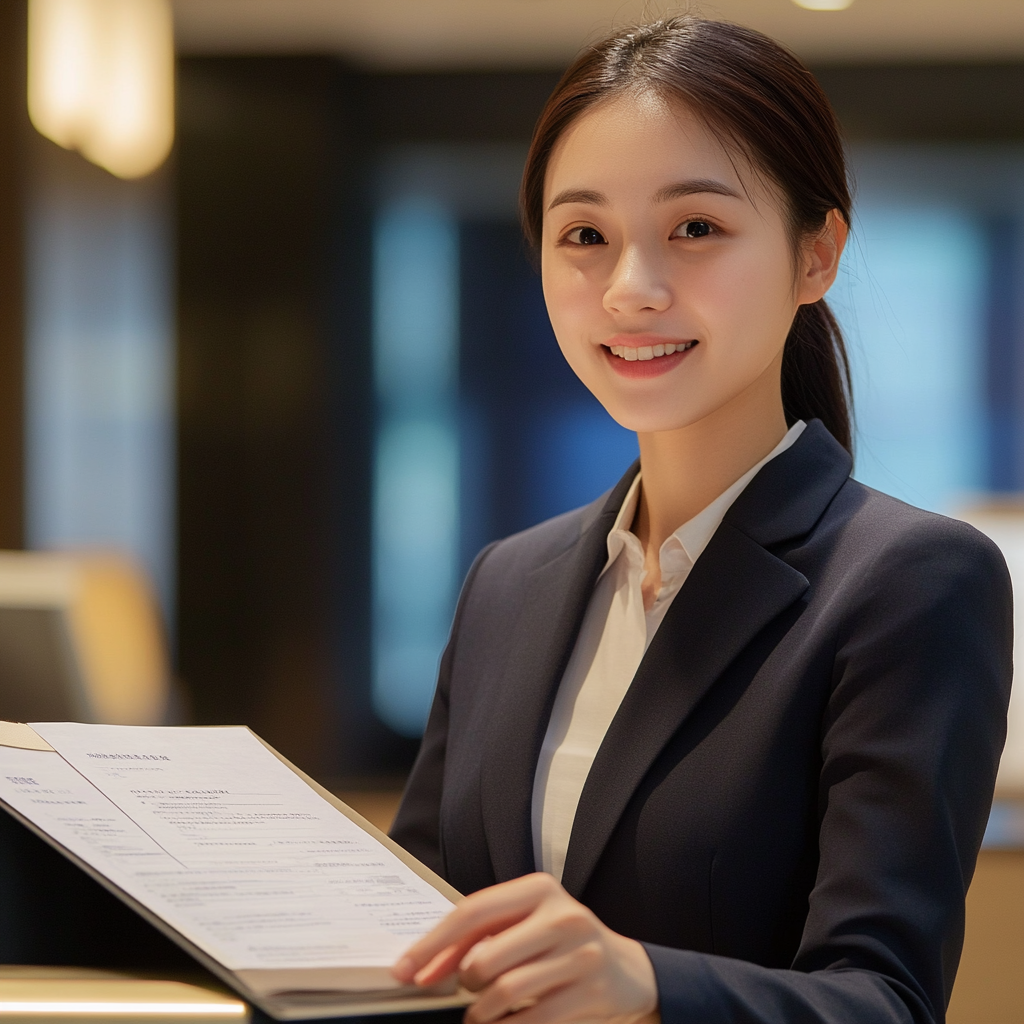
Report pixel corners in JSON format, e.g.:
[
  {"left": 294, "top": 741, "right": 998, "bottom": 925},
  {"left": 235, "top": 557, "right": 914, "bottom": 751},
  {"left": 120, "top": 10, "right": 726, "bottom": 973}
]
[
  {"left": 723, "top": 418, "right": 852, "bottom": 548},
  {"left": 480, "top": 420, "right": 851, "bottom": 889}
]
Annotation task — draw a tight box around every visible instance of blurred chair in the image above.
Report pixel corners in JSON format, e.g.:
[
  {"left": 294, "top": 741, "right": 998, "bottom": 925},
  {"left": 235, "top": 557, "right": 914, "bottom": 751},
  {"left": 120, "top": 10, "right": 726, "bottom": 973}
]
[
  {"left": 0, "top": 551, "right": 169, "bottom": 725},
  {"left": 957, "top": 503, "right": 1024, "bottom": 795}
]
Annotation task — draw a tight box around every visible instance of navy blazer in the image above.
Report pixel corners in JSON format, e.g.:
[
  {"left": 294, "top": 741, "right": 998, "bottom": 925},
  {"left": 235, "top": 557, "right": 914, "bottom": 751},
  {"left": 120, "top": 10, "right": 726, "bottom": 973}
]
[{"left": 390, "top": 420, "right": 1013, "bottom": 1024}]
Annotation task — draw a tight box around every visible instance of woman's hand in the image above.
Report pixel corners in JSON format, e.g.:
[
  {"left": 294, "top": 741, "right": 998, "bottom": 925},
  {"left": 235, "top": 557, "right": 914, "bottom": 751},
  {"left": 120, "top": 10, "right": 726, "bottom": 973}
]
[{"left": 392, "top": 873, "right": 659, "bottom": 1024}]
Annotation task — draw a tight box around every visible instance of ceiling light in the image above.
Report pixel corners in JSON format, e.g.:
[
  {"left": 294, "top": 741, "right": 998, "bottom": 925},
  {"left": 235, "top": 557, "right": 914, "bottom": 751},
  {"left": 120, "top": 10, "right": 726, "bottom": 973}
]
[
  {"left": 28, "top": 0, "right": 174, "bottom": 179},
  {"left": 791, "top": 0, "right": 854, "bottom": 9}
]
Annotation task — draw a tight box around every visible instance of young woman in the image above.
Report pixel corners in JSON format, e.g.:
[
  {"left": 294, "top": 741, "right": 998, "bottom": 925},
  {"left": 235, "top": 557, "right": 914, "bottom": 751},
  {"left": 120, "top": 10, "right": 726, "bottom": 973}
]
[{"left": 388, "top": 17, "right": 1012, "bottom": 1024}]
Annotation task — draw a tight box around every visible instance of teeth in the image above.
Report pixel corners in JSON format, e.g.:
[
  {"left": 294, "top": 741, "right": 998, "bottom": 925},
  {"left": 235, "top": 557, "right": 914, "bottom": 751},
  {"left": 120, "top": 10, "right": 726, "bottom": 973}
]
[{"left": 608, "top": 341, "right": 695, "bottom": 359}]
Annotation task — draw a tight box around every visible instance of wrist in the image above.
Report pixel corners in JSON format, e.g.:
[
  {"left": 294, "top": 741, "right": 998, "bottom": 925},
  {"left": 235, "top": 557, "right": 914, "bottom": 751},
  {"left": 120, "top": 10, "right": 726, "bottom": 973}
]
[{"left": 616, "top": 935, "right": 659, "bottom": 1021}]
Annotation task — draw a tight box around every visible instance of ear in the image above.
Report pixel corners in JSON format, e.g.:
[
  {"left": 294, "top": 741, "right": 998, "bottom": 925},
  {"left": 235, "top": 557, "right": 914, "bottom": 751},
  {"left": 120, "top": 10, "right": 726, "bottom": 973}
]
[{"left": 796, "top": 209, "right": 848, "bottom": 305}]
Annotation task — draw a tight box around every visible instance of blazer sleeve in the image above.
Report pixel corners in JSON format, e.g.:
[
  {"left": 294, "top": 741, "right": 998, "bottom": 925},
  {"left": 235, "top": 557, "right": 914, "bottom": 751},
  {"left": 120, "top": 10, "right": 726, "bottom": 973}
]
[
  {"left": 643, "top": 518, "right": 1013, "bottom": 1024},
  {"left": 389, "top": 542, "right": 498, "bottom": 876}
]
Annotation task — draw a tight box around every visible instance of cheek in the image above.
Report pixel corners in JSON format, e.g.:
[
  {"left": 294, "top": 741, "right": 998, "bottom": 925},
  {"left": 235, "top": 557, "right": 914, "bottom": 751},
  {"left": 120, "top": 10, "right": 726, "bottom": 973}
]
[
  {"left": 689, "top": 244, "right": 796, "bottom": 350},
  {"left": 542, "top": 261, "right": 601, "bottom": 354}
]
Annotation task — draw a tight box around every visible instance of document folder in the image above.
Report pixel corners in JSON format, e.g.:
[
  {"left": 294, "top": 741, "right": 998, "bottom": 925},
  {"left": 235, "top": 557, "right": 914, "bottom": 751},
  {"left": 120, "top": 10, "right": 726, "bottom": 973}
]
[{"left": 0, "top": 722, "right": 473, "bottom": 1020}]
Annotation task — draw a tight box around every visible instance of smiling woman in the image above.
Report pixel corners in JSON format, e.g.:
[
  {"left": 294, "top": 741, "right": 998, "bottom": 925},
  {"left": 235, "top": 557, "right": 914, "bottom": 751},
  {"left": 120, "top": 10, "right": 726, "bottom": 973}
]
[
  {"left": 520, "top": 23, "right": 852, "bottom": 456},
  {"left": 540, "top": 94, "right": 833, "bottom": 451},
  {"left": 387, "top": 16, "right": 1012, "bottom": 1024}
]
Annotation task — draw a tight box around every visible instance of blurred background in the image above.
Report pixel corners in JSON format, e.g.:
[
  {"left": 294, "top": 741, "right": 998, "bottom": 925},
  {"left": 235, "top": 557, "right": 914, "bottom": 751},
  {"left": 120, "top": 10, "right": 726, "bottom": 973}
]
[
  {"left": 1, "top": 0, "right": 1022, "bottom": 776},
  {"left": 0, "top": 3, "right": 1023, "bottom": 1014}
]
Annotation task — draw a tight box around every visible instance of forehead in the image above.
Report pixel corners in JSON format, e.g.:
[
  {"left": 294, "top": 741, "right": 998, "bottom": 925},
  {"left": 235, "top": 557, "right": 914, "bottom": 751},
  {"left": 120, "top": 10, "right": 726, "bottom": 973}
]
[{"left": 543, "top": 91, "right": 760, "bottom": 205}]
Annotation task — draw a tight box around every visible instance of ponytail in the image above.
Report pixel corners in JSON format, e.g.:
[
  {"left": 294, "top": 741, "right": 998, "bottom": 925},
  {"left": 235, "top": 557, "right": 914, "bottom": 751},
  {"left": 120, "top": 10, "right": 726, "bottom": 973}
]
[{"left": 781, "top": 300, "right": 852, "bottom": 453}]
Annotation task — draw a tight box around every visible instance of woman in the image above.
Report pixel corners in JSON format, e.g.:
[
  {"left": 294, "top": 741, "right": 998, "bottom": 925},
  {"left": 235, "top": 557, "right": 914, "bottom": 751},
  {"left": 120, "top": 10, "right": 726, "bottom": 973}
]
[{"left": 388, "top": 17, "right": 1012, "bottom": 1024}]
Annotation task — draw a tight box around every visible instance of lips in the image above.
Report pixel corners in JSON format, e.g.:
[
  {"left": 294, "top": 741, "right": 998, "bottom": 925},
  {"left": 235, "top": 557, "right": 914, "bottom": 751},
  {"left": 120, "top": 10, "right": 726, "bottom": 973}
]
[{"left": 602, "top": 339, "right": 698, "bottom": 378}]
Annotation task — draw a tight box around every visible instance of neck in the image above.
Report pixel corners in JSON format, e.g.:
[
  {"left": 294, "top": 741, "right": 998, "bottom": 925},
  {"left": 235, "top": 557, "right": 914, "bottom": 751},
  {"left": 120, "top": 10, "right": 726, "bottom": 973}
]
[{"left": 632, "top": 366, "right": 789, "bottom": 555}]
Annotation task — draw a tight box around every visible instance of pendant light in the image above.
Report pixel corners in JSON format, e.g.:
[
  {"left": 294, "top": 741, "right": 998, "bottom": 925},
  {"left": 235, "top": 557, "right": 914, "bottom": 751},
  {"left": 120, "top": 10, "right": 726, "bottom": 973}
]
[{"left": 28, "top": 0, "right": 174, "bottom": 179}]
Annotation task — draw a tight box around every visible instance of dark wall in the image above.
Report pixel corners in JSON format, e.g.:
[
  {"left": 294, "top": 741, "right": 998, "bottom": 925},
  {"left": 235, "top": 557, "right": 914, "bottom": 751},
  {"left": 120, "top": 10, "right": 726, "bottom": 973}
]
[
  {"left": 176, "top": 58, "right": 379, "bottom": 779},
  {"left": 814, "top": 63, "right": 1024, "bottom": 141},
  {"left": 356, "top": 63, "right": 1024, "bottom": 144},
  {"left": 0, "top": 0, "right": 27, "bottom": 550},
  {"left": 359, "top": 71, "right": 560, "bottom": 144}
]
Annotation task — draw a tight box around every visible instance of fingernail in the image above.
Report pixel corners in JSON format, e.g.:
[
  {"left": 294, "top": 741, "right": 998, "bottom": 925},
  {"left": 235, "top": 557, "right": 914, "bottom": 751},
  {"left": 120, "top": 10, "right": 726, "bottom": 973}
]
[{"left": 393, "top": 957, "right": 414, "bottom": 982}]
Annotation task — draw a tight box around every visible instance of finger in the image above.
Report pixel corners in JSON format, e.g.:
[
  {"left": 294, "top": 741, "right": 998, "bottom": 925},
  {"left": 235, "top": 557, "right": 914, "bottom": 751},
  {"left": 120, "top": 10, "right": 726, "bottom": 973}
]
[
  {"left": 409, "top": 920, "right": 522, "bottom": 988},
  {"left": 466, "top": 950, "right": 590, "bottom": 1024},
  {"left": 460, "top": 913, "right": 573, "bottom": 991},
  {"left": 394, "top": 875, "right": 557, "bottom": 982},
  {"left": 412, "top": 943, "right": 465, "bottom": 987},
  {"left": 395, "top": 905, "right": 524, "bottom": 984},
  {"left": 454, "top": 879, "right": 590, "bottom": 990}
]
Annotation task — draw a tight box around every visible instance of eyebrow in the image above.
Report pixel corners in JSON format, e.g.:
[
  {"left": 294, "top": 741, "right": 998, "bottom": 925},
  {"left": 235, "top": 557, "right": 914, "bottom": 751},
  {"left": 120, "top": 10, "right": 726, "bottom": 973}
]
[
  {"left": 653, "top": 179, "right": 742, "bottom": 203},
  {"left": 547, "top": 178, "right": 742, "bottom": 211}
]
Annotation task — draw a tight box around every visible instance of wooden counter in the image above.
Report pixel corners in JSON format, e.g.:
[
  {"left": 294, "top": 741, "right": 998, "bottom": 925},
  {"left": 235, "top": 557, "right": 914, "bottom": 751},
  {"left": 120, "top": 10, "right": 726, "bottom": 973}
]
[
  {"left": 0, "top": 968, "right": 247, "bottom": 1024},
  {"left": 948, "top": 848, "right": 1024, "bottom": 1023}
]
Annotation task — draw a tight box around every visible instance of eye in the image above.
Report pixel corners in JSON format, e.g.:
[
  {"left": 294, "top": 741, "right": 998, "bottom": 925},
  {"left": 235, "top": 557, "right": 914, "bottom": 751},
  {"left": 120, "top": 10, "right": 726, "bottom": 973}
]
[
  {"left": 566, "top": 226, "right": 607, "bottom": 246},
  {"left": 673, "top": 220, "right": 713, "bottom": 239}
]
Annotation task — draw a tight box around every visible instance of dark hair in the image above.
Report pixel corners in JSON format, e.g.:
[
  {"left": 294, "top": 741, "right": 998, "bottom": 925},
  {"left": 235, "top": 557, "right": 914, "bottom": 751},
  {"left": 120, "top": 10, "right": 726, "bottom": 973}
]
[{"left": 520, "top": 16, "right": 853, "bottom": 452}]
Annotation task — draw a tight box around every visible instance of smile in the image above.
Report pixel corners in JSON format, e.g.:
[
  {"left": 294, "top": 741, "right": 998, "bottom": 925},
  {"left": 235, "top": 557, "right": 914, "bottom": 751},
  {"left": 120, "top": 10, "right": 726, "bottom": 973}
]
[
  {"left": 607, "top": 340, "right": 697, "bottom": 361},
  {"left": 602, "top": 339, "right": 698, "bottom": 379}
]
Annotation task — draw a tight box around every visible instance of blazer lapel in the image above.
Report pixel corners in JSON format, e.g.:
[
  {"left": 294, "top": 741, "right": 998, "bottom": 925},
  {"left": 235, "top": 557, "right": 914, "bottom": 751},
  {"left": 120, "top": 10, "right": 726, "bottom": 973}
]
[
  {"left": 479, "top": 464, "right": 638, "bottom": 883},
  {"left": 559, "top": 420, "right": 852, "bottom": 898},
  {"left": 559, "top": 526, "right": 809, "bottom": 897}
]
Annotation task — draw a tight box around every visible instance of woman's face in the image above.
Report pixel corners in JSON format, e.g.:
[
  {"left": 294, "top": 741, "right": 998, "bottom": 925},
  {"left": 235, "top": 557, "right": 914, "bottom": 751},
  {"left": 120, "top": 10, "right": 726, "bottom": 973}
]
[{"left": 541, "top": 91, "right": 838, "bottom": 434}]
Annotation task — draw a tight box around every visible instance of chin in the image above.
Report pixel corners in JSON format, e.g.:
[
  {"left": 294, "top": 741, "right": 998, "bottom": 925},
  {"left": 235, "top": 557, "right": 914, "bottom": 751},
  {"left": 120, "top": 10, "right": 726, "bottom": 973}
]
[{"left": 600, "top": 399, "right": 707, "bottom": 435}]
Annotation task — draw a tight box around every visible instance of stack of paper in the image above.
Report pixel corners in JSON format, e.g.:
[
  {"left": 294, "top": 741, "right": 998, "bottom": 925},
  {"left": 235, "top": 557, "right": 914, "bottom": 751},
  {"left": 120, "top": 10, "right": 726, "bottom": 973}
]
[{"left": 0, "top": 722, "right": 468, "bottom": 1020}]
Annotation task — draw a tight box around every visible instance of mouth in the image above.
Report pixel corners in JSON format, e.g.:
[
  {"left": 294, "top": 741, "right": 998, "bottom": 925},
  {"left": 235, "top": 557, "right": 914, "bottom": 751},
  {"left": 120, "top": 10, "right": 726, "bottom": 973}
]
[
  {"left": 602, "top": 339, "right": 698, "bottom": 378},
  {"left": 607, "top": 340, "right": 697, "bottom": 362}
]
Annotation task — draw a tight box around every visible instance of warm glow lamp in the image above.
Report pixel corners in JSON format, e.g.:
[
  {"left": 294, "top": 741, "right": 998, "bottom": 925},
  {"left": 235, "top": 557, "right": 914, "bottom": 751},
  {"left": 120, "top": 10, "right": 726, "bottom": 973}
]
[{"left": 27, "top": 0, "right": 174, "bottom": 179}]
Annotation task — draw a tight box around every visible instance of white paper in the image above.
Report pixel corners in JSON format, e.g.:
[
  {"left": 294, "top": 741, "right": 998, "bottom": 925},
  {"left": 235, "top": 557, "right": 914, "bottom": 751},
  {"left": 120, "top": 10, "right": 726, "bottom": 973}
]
[{"left": 1, "top": 724, "right": 454, "bottom": 973}]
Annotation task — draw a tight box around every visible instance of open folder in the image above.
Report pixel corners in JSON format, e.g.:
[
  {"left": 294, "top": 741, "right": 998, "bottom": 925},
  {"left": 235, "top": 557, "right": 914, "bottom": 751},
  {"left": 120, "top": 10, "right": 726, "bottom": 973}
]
[{"left": 0, "top": 721, "right": 473, "bottom": 1020}]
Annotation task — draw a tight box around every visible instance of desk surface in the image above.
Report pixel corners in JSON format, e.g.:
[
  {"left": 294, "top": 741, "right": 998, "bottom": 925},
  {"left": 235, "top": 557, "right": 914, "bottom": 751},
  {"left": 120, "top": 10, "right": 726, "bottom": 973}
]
[{"left": 0, "top": 967, "right": 248, "bottom": 1024}]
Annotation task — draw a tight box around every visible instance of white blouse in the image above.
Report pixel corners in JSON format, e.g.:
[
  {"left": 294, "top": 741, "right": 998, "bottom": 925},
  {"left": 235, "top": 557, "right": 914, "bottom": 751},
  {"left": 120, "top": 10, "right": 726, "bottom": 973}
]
[{"left": 531, "top": 421, "right": 807, "bottom": 880}]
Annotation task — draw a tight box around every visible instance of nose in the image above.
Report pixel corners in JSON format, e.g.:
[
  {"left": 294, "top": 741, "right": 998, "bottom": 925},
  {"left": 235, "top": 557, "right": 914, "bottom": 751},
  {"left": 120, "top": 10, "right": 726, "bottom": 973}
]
[{"left": 603, "top": 244, "right": 673, "bottom": 316}]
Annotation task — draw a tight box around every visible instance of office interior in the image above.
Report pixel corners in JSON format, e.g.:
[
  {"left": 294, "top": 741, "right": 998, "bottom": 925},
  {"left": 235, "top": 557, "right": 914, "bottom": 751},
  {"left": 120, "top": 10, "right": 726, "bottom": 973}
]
[{"left": 0, "top": 0, "right": 1023, "bottom": 1021}]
